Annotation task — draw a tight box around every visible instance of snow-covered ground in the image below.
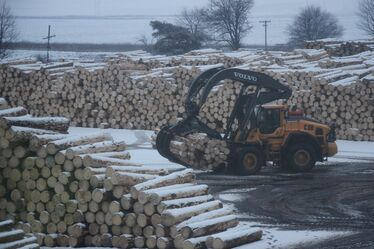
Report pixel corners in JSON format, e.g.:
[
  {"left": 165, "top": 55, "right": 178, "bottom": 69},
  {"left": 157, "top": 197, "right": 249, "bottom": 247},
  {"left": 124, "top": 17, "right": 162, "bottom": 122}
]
[
  {"left": 69, "top": 127, "right": 374, "bottom": 163},
  {"left": 5, "top": 50, "right": 128, "bottom": 62},
  {"left": 65, "top": 127, "right": 374, "bottom": 248},
  {"left": 236, "top": 223, "right": 351, "bottom": 249}
]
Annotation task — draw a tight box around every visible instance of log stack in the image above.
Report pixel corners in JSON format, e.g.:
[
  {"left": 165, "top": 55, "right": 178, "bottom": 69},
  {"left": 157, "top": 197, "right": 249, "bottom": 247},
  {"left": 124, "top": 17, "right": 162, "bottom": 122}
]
[
  {"left": 169, "top": 134, "right": 229, "bottom": 171},
  {"left": 0, "top": 46, "right": 373, "bottom": 141},
  {"left": 0, "top": 219, "right": 39, "bottom": 249},
  {"left": 304, "top": 39, "right": 374, "bottom": 56},
  {"left": 0, "top": 97, "right": 263, "bottom": 248},
  {"left": 127, "top": 169, "right": 262, "bottom": 249}
]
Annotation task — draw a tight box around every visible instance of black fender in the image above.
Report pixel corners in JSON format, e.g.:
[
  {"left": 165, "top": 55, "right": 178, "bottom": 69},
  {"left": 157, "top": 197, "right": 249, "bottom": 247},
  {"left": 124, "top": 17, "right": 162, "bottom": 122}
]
[{"left": 227, "top": 141, "right": 264, "bottom": 165}]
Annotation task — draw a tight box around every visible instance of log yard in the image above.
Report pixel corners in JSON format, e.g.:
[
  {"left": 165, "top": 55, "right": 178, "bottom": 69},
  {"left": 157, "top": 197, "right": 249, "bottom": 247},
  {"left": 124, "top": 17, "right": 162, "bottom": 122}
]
[{"left": 0, "top": 0, "right": 373, "bottom": 248}]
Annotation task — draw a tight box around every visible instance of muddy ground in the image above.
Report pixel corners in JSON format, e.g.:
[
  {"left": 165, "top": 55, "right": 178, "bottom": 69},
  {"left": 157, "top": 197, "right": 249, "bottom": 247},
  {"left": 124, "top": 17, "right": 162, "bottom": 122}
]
[{"left": 197, "top": 158, "right": 374, "bottom": 248}]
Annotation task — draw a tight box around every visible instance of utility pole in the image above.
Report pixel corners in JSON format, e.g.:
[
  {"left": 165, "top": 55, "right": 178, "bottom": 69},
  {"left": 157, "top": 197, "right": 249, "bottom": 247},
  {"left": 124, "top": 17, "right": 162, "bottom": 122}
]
[
  {"left": 43, "top": 25, "right": 56, "bottom": 62},
  {"left": 259, "top": 20, "right": 271, "bottom": 51}
]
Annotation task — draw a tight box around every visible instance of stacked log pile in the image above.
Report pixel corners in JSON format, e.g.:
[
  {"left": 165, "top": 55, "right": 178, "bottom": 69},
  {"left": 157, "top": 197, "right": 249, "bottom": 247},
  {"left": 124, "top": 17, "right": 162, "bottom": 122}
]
[
  {"left": 252, "top": 50, "right": 374, "bottom": 141},
  {"left": 305, "top": 39, "right": 374, "bottom": 56},
  {"left": 0, "top": 47, "right": 373, "bottom": 141},
  {"left": 169, "top": 134, "right": 230, "bottom": 171},
  {"left": 0, "top": 219, "right": 39, "bottom": 249},
  {"left": 0, "top": 98, "right": 263, "bottom": 248},
  {"left": 127, "top": 169, "right": 262, "bottom": 249}
]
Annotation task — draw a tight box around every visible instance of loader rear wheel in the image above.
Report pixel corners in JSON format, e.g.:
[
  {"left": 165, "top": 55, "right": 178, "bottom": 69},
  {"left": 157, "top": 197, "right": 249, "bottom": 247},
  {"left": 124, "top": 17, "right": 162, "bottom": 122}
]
[
  {"left": 287, "top": 143, "right": 316, "bottom": 172},
  {"left": 236, "top": 147, "right": 263, "bottom": 175}
]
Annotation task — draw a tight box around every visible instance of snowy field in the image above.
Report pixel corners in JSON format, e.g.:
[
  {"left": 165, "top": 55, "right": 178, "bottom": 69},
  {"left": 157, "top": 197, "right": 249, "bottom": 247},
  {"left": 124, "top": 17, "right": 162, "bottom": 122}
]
[
  {"left": 10, "top": 0, "right": 365, "bottom": 45},
  {"left": 4, "top": 49, "right": 141, "bottom": 63},
  {"left": 65, "top": 127, "right": 374, "bottom": 249},
  {"left": 68, "top": 127, "right": 374, "bottom": 164}
]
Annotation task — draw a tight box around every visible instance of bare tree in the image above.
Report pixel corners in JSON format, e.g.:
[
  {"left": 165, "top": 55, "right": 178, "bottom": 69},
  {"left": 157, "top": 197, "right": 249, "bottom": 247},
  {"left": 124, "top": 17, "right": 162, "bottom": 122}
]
[
  {"left": 358, "top": 0, "right": 374, "bottom": 36},
  {"left": 177, "top": 8, "right": 207, "bottom": 38},
  {"left": 288, "top": 5, "right": 343, "bottom": 47},
  {"left": 137, "top": 34, "right": 153, "bottom": 52},
  {"left": 0, "top": 0, "right": 16, "bottom": 59},
  {"left": 205, "top": 0, "right": 254, "bottom": 50}
]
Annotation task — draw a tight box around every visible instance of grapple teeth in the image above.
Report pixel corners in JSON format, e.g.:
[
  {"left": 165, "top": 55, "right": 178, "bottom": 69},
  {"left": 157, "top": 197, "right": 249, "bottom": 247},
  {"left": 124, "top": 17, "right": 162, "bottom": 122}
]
[{"left": 156, "top": 125, "right": 190, "bottom": 167}]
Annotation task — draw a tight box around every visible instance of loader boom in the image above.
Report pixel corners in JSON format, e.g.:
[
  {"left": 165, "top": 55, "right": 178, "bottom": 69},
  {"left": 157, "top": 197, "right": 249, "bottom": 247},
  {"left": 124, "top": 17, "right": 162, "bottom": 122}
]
[{"left": 156, "top": 67, "right": 292, "bottom": 166}]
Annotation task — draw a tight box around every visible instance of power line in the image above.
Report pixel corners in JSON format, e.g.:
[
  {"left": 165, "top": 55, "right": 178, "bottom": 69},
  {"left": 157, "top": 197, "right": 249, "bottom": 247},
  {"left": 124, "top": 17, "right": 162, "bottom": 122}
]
[
  {"left": 43, "top": 25, "right": 56, "bottom": 62},
  {"left": 259, "top": 20, "right": 271, "bottom": 51}
]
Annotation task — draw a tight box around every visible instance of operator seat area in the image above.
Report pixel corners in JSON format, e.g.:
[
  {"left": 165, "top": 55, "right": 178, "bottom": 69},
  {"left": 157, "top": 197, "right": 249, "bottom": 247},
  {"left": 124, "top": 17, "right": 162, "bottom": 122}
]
[{"left": 256, "top": 107, "right": 280, "bottom": 134}]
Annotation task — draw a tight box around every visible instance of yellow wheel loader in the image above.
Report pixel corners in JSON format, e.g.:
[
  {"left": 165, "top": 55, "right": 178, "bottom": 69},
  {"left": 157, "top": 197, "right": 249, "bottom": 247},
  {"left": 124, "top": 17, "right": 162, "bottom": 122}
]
[{"left": 156, "top": 67, "right": 338, "bottom": 174}]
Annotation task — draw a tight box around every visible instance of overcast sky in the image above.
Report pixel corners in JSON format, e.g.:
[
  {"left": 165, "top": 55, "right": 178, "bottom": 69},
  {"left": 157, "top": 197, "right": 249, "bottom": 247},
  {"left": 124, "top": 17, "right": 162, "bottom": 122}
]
[
  {"left": 8, "top": 0, "right": 363, "bottom": 44},
  {"left": 9, "top": 0, "right": 358, "bottom": 17}
]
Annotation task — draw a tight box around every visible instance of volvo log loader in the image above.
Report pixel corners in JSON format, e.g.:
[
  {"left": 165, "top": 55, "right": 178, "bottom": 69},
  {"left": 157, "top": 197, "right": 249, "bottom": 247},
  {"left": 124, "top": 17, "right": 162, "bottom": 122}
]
[{"left": 156, "top": 67, "right": 338, "bottom": 175}]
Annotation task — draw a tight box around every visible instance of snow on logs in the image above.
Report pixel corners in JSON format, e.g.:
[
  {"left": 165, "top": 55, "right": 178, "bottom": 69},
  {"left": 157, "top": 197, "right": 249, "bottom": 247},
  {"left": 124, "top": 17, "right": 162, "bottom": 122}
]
[
  {"left": 0, "top": 218, "right": 38, "bottom": 248},
  {"left": 0, "top": 98, "right": 262, "bottom": 248},
  {"left": 0, "top": 48, "right": 373, "bottom": 141},
  {"left": 1, "top": 48, "right": 373, "bottom": 141}
]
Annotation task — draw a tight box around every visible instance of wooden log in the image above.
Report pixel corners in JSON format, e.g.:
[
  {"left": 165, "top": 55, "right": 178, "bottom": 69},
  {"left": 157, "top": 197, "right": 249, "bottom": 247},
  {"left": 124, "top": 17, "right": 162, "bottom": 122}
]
[
  {"left": 67, "top": 223, "right": 87, "bottom": 237},
  {"left": 44, "top": 233, "right": 58, "bottom": 247},
  {"left": 0, "top": 220, "right": 14, "bottom": 232},
  {"left": 82, "top": 155, "right": 139, "bottom": 168},
  {"left": 131, "top": 236, "right": 143, "bottom": 248},
  {"left": 210, "top": 228, "right": 263, "bottom": 249},
  {"left": 157, "top": 194, "right": 214, "bottom": 214},
  {"left": 5, "top": 126, "right": 57, "bottom": 143},
  {"left": 86, "top": 151, "right": 131, "bottom": 160},
  {"left": 83, "top": 167, "right": 106, "bottom": 180},
  {"left": 131, "top": 169, "right": 195, "bottom": 199},
  {"left": 29, "top": 134, "right": 68, "bottom": 152},
  {"left": 143, "top": 225, "right": 154, "bottom": 238},
  {"left": 0, "top": 116, "right": 69, "bottom": 133},
  {"left": 101, "top": 233, "right": 112, "bottom": 247},
  {"left": 125, "top": 213, "right": 137, "bottom": 227},
  {"left": 182, "top": 235, "right": 209, "bottom": 249},
  {"left": 151, "top": 214, "right": 162, "bottom": 226},
  {"left": 157, "top": 237, "right": 172, "bottom": 249},
  {"left": 90, "top": 174, "right": 106, "bottom": 188},
  {"left": 161, "top": 200, "right": 223, "bottom": 226},
  {"left": 170, "top": 207, "right": 234, "bottom": 238},
  {"left": 138, "top": 184, "right": 208, "bottom": 205},
  {"left": 0, "top": 107, "right": 28, "bottom": 118},
  {"left": 145, "top": 235, "right": 156, "bottom": 248},
  {"left": 0, "top": 236, "right": 38, "bottom": 249},
  {"left": 63, "top": 140, "right": 127, "bottom": 159},
  {"left": 106, "top": 165, "right": 168, "bottom": 177},
  {"left": 0, "top": 229, "right": 25, "bottom": 243},
  {"left": 144, "top": 202, "right": 155, "bottom": 216},
  {"left": 120, "top": 194, "right": 134, "bottom": 211},
  {"left": 0, "top": 98, "right": 8, "bottom": 110},
  {"left": 18, "top": 243, "right": 40, "bottom": 249},
  {"left": 46, "top": 132, "right": 112, "bottom": 155},
  {"left": 111, "top": 172, "right": 157, "bottom": 186},
  {"left": 181, "top": 215, "right": 238, "bottom": 239}
]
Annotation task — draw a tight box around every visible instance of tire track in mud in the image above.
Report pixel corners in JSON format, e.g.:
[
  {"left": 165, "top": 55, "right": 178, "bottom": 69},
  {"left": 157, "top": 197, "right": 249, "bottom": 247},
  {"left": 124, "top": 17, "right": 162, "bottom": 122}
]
[{"left": 197, "top": 160, "right": 374, "bottom": 248}]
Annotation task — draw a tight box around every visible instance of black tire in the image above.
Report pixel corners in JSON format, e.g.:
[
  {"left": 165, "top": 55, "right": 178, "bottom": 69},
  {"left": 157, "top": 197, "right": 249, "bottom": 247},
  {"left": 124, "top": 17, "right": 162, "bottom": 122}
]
[
  {"left": 286, "top": 143, "right": 316, "bottom": 172},
  {"left": 235, "top": 147, "right": 263, "bottom": 175}
]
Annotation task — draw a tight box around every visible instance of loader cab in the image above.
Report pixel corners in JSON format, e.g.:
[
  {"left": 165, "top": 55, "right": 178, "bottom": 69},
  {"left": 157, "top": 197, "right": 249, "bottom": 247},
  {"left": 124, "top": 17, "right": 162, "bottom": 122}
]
[{"left": 255, "top": 105, "right": 285, "bottom": 134}]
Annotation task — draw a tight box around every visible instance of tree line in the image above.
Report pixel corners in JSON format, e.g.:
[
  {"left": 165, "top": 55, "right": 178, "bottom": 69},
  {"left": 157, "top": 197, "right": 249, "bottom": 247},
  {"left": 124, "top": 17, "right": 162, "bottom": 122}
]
[
  {"left": 2, "top": 0, "right": 374, "bottom": 58},
  {"left": 149, "top": 0, "right": 374, "bottom": 54}
]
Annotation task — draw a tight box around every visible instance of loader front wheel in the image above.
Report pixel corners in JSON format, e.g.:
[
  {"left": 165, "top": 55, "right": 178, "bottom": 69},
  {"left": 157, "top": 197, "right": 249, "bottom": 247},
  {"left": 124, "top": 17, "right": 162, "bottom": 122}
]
[
  {"left": 287, "top": 143, "right": 316, "bottom": 172},
  {"left": 236, "top": 147, "right": 263, "bottom": 175}
]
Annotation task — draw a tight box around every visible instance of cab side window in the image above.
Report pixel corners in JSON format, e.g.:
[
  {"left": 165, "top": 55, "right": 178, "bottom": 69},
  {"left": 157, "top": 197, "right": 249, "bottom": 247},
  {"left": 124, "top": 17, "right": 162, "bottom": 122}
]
[{"left": 258, "top": 109, "right": 280, "bottom": 134}]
